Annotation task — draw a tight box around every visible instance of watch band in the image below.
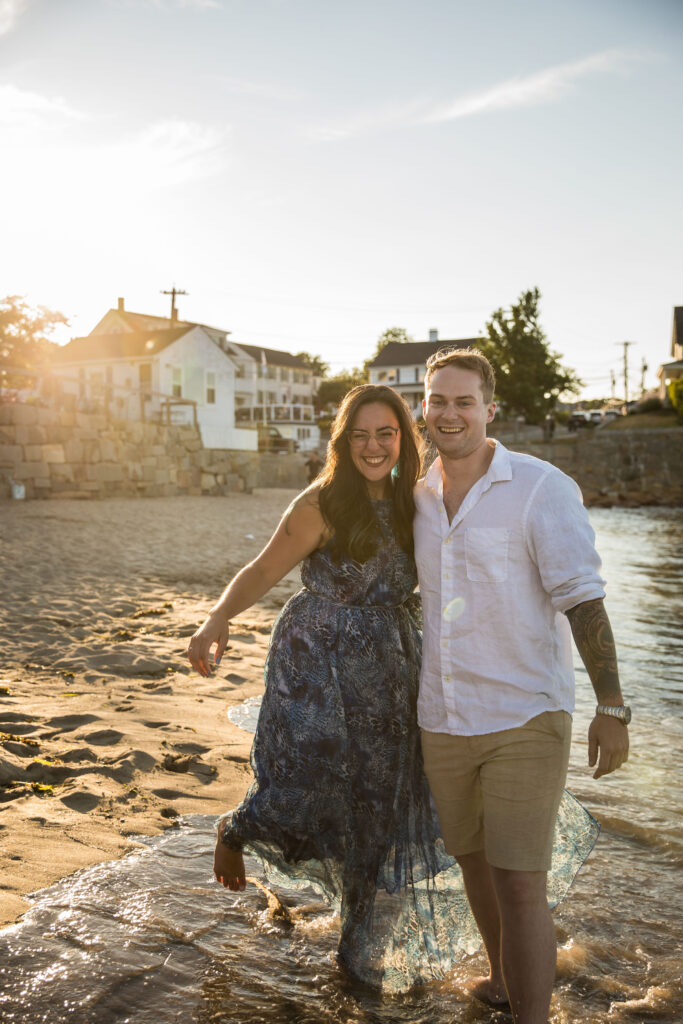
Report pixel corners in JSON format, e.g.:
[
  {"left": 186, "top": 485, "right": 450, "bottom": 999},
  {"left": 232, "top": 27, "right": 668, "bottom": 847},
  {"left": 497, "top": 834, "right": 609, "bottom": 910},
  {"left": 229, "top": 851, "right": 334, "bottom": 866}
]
[{"left": 596, "top": 704, "right": 631, "bottom": 725}]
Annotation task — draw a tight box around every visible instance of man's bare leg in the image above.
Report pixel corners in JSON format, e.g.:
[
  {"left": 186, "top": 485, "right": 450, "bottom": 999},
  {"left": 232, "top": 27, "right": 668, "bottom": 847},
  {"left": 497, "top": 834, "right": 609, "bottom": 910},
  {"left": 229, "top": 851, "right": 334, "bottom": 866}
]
[
  {"left": 490, "top": 867, "right": 555, "bottom": 1024},
  {"left": 456, "top": 851, "right": 508, "bottom": 1005}
]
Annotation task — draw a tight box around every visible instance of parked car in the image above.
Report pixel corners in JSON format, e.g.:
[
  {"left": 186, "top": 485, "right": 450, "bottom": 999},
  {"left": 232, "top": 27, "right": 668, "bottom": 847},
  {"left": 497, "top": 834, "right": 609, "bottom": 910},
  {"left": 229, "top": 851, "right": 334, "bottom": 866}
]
[
  {"left": 567, "top": 411, "right": 593, "bottom": 432},
  {"left": 258, "top": 426, "right": 298, "bottom": 453},
  {"left": 589, "top": 410, "right": 604, "bottom": 425}
]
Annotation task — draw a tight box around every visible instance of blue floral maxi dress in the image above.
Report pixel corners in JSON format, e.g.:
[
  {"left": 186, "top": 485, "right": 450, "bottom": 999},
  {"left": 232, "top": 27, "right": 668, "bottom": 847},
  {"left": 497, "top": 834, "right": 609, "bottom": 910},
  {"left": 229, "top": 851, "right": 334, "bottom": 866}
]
[{"left": 220, "top": 500, "right": 599, "bottom": 992}]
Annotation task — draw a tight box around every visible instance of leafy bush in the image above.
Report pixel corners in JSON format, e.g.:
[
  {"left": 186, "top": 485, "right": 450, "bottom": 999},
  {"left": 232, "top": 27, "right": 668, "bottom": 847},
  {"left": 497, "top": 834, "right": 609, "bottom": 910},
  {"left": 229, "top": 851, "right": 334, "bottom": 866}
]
[{"left": 668, "top": 379, "right": 683, "bottom": 421}]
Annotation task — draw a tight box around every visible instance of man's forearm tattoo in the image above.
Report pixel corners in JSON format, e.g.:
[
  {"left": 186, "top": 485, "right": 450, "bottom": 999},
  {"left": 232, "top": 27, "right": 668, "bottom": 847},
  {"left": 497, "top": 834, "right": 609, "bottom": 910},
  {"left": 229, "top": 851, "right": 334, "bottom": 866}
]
[{"left": 566, "top": 598, "right": 622, "bottom": 703}]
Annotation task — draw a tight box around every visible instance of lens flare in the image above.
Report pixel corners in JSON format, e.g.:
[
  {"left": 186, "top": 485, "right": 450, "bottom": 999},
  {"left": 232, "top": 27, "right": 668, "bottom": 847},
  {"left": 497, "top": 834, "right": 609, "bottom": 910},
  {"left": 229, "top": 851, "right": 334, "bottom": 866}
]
[{"left": 443, "top": 597, "right": 465, "bottom": 621}]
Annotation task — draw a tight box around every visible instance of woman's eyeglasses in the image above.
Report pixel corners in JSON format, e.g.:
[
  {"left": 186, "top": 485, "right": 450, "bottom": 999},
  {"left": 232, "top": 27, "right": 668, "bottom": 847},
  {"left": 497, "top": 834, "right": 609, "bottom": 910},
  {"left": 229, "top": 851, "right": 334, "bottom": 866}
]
[{"left": 346, "top": 427, "right": 400, "bottom": 448}]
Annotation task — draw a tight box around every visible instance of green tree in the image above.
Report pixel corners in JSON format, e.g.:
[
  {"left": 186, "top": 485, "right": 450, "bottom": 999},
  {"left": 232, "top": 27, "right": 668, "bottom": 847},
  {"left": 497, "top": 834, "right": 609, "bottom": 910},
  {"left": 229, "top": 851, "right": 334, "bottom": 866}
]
[
  {"left": 317, "top": 368, "right": 366, "bottom": 410},
  {"left": 478, "top": 288, "right": 581, "bottom": 423},
  {"left": 0, "top": 295, "right": 67, "bottom": 388},
  {"left": 295, "top": 351, "right": 329, "bottom": 377},
  {"left": 362, "top": 326, "right": 413, "bottom": 377}
]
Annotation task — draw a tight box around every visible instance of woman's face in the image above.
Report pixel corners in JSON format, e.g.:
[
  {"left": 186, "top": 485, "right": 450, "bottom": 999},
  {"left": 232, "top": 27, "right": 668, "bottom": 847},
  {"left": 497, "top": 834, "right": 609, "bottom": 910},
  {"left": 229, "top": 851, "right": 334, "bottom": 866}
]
[{"left": 347, "top": 401, "right": 401, "bottom": 497}]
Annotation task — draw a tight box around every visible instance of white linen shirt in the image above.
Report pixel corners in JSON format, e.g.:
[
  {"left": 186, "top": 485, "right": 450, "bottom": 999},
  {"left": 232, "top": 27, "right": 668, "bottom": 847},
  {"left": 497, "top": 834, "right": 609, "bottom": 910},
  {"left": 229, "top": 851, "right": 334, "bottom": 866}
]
[{"left": 414, "top": 441, "right": 606, "bottom": 736}]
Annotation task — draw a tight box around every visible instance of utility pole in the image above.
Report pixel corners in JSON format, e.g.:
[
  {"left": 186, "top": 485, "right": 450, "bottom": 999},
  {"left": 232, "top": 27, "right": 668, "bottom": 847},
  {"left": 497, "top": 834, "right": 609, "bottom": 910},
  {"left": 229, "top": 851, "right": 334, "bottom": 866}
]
[
  {"left": 640, "top": 358, "right": 648, "bottom": 396},
  {"left": 610, "top": 370, "right": 616, "bottom": 401},
  {"left": 616, "top": 341, "right": 635, "bottom": 404},
  {"left": 161, "top": 286, "right": 188, "bottom": 322}
]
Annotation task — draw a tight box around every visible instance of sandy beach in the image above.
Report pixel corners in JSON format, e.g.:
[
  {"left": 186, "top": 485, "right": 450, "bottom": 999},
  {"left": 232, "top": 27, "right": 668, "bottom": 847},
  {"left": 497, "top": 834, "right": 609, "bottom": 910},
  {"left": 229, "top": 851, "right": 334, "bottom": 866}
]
[{"left": 0, "top": 490, "right": 302, "bottom": 926}]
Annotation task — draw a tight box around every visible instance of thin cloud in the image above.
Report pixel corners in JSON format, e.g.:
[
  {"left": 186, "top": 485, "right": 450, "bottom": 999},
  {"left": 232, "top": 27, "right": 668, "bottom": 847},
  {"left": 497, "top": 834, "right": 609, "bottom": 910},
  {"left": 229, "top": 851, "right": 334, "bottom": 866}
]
[
  {"left": 311, "top": 49, "right": 650, "bottom": 141},
  {"left": 0, "top": 0, "right": 27, "bottom": 36},
  {"left": 0, "top": 83, "right": 85, "bottom": 126},
  {"left": 122, "top": 119, "right": 229, "bottom": 187},
  {"left": 423, "top": 50, "right": 645, "bottom": 124}
]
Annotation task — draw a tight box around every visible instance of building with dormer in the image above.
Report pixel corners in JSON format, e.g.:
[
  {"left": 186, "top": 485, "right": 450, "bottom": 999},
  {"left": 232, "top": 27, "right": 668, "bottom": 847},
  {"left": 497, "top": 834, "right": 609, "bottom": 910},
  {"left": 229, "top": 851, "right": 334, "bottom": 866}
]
[{"left": 367, "top": 330, "right": 478, "bottom": 416}]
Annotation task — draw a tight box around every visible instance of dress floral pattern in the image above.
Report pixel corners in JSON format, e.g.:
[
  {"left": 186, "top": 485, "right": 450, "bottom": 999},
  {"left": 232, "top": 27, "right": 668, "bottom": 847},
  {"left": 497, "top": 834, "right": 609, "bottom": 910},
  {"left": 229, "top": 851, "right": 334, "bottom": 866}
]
[{"left": 221, "top": 500, "right": 599, "bottom": 992}]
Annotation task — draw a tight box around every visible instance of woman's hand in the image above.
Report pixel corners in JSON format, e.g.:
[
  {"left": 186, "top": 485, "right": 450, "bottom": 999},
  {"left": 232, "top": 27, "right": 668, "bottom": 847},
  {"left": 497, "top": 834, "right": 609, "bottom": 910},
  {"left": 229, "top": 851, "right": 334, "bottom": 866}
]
[{"left": 187, "top": 611, "right": 230, "bottom": 677}]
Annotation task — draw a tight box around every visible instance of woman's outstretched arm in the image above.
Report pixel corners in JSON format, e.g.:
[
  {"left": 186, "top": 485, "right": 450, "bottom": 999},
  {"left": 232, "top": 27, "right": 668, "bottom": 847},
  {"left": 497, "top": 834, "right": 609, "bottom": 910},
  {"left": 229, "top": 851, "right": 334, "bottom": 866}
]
[{"left": 187, "top": 491, "right": 329, "bottom": 676}]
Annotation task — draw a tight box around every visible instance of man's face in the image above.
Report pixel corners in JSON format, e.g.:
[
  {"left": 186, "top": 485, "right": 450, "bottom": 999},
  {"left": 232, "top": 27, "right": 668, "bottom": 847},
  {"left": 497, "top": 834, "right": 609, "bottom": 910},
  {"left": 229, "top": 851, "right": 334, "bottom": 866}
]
[{"left": 423, "top": 366, "right": 496, "bottom": 460}]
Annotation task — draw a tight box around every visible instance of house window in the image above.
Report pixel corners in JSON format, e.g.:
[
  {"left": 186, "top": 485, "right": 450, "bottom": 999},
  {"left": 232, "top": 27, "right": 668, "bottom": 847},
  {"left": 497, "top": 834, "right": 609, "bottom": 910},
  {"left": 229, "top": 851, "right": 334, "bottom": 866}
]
[
  {"left": 172, "top": 368, "right": 182, "bottom": 398},
  {"left": 257, "top": 390, "right": 264, "bottom": 404},
  {"left": 267, "top": 391, "right": 277, "bottom": 403},
  {"left": 206, "top": 371, "right": 216, "bottom": 405}
]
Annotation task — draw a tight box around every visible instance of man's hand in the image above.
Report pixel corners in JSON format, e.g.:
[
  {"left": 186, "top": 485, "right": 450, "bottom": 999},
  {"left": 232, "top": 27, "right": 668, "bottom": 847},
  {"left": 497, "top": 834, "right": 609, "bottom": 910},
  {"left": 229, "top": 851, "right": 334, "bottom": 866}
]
[{"left": 588, "top": 715, "right": 629, "bottom": 779}]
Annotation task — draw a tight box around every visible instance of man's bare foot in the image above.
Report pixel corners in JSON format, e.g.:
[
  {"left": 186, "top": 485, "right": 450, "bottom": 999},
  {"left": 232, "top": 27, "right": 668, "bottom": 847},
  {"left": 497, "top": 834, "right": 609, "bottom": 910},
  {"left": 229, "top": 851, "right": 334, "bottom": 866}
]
[
  {"left": 214, "top": 827, "right": 246, "bottom": 891},
  {"left": 466, "top": 975, "right": 510, "bottom": 1008}
]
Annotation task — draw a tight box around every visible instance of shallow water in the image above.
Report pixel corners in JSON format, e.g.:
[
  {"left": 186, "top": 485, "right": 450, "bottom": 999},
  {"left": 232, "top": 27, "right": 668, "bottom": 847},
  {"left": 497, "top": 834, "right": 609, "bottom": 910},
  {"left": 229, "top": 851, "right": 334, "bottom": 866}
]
[{"left": 1, "top": 508, "right": 682, "bottom": 1024}]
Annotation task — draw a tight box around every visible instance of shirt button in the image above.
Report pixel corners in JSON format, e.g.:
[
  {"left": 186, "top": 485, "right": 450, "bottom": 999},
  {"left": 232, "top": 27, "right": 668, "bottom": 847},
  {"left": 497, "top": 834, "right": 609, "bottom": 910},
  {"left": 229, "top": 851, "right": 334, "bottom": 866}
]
[{"left": 444, "top": 572, "right": 450, "bottom": 579}]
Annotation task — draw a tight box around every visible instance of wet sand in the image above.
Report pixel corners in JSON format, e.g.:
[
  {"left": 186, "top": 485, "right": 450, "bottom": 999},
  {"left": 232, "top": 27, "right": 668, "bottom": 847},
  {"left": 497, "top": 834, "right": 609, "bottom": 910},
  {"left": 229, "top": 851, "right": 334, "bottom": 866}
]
[{"left": 0, "top": 490, "right": 301, "bottom": 925}]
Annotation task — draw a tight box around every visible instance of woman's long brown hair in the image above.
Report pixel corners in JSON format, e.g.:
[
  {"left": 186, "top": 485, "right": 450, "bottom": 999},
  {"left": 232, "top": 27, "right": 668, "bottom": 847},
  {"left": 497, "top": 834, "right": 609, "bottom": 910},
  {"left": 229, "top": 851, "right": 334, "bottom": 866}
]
[{"left": 316, "top": 385, "right": 422, "bottom": 562}]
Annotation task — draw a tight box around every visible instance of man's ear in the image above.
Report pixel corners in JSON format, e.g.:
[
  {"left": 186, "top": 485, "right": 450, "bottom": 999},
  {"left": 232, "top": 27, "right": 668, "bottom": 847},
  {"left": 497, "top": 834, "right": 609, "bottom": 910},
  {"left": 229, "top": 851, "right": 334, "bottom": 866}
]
[{"left": 486, "top": 402, "right": 497, "bottom": 423}]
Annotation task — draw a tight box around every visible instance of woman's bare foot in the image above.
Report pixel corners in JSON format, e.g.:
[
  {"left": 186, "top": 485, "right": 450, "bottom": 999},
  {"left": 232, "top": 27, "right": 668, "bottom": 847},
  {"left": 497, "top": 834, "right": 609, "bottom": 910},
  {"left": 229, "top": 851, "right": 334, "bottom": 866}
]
[
  {"left": 466, "top": 975, "right": 510, "bottom": 1008},
  {"left": 213, "top": 826, "right": 246, "bottom": 891}
]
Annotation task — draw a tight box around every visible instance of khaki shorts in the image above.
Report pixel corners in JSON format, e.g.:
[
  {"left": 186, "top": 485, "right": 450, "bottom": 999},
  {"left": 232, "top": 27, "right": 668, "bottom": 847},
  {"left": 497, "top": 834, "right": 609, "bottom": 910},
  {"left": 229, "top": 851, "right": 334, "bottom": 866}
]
[{"left": 421, "top": 711, "right": 571, "bottom": 873}]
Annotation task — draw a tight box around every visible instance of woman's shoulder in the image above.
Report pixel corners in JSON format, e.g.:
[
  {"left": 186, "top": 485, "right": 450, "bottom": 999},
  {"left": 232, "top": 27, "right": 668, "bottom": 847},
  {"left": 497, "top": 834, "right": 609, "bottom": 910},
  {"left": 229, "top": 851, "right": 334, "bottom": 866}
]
[{"left": 282, "top": 486, "right": 331, "bottom": 545}]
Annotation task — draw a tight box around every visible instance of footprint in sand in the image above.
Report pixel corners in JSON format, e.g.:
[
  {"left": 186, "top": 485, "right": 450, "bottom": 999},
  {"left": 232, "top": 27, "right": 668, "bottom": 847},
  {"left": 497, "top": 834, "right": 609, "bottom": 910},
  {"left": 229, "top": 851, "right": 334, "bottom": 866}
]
[
  {"left": 172, "top": 742, "right": 209, "bottom": 755},
  {"left": 60, "top": 790, "right": 101, "bottom": 812},
  {"left": 46, "top": 714, "right": 100, "bottom": 733},
  {"left": 152, "top": 787, "right": 205, "bottom": 802},
  {"left": 82, "top": 728, "right": 124, "bottom": 746}
]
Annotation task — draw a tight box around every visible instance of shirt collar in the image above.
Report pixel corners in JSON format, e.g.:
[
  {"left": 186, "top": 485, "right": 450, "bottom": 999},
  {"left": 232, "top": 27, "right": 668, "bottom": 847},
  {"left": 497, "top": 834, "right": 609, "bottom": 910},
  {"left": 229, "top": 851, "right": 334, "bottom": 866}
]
[{"left": 422, "top": 438, "right": 512, "bottom": 498}]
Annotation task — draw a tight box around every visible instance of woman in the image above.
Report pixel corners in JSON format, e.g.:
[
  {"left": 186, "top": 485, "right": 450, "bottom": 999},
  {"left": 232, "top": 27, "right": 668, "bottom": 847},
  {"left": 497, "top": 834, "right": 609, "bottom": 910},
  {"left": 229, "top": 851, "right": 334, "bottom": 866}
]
[{"left": 187, "top": 385, "right": 479, "bottom": 991}]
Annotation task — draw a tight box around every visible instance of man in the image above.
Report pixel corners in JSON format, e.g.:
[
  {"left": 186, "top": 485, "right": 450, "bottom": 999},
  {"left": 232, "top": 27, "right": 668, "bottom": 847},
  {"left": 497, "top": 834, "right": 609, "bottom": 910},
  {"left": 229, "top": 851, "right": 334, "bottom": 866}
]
[
  {"left": 304, "top": 449, "right": 323, "bottom": 484},
  {"left": 414, "top": 349, "right": 629, "bottom": 1024}
]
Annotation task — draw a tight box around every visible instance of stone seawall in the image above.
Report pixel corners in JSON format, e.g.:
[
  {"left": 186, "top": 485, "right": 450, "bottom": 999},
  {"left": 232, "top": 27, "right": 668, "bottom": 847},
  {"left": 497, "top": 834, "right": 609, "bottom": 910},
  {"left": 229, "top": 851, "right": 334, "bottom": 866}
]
[
  {"left": 0, "top": 404, "right": 307, "bottom": 500},
  {"left": 508, "top": 429, "right": 683, "bottom": 507},
  {"left": 1, "top": 404, "right": 680, "bottom": 505}
]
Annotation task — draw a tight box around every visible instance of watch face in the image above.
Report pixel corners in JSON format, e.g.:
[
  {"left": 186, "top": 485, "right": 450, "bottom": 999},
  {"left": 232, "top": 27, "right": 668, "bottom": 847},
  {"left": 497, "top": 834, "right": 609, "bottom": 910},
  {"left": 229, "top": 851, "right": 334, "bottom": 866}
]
[{"left": 623, "top": 707, "right": 632, "bottom": 725}]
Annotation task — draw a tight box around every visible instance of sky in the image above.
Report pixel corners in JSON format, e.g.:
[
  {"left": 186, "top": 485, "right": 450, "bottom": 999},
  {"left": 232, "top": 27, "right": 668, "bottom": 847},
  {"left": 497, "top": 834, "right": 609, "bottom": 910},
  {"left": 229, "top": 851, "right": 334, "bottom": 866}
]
[{"left": 1, "top": 0, "right": 682, "bottom": 400}]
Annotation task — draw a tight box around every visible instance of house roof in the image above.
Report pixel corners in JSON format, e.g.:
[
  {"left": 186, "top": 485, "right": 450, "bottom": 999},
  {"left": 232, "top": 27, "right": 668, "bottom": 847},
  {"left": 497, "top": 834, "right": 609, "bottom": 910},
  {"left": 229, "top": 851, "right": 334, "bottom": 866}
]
[
  {"left": 369, "top": 338, "right": 479, "bottom": 368},
  {"left": 53, "top": 326, "right": 194, "bottom": 363},
  {"left": 233, "top": 343, "right": 311, "bottom": 369},
  {"left": 95, "top": 307, "right": 308, "bottom": 368},
  {"left": 672, "top": 307, "right": 683, "bottom": 357}
]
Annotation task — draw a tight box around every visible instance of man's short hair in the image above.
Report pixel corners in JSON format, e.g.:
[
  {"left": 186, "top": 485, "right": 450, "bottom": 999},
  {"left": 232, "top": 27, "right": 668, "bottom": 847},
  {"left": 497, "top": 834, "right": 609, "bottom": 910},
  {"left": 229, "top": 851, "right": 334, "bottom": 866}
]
[{"left": 424, "top": 347, "right": 496, "bottom": 403}]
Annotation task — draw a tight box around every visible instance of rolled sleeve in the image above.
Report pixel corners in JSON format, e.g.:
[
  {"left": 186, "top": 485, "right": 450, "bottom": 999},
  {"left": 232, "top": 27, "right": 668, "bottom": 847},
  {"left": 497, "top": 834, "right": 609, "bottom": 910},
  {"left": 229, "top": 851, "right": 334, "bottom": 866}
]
[{"left": 525, "top": 470, "right": 606, "bottom": 614}]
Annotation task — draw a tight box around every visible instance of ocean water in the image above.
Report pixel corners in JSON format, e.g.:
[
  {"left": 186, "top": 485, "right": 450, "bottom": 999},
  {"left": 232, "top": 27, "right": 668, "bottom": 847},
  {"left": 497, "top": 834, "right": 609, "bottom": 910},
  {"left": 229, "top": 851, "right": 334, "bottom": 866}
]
[{"left": 1, "top": 507, "right": 681, "bottom": 1024}]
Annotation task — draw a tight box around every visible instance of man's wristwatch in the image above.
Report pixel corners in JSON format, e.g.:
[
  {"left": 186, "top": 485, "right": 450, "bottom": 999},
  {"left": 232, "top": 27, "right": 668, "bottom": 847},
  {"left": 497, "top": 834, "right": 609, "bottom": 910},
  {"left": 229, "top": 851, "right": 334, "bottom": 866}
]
[{"left": 596, "top": 704, "right": 631, "bottom": 725}]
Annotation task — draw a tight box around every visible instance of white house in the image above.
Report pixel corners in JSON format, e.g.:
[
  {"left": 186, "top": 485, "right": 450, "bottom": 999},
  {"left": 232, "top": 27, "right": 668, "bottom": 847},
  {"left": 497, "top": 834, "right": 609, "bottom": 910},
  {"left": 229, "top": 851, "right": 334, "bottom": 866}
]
[
  {"left": 221, "top": 342, "right": 320, "bottom": 451},
  {"left": 658, "top": 307, "right": 683, "bottom": 403},
  {"left": 51, "top": 301, "right": 256, "bottom": 450},
  {"left": 367, "top": 330, "right": 478, "bottom": 416}
]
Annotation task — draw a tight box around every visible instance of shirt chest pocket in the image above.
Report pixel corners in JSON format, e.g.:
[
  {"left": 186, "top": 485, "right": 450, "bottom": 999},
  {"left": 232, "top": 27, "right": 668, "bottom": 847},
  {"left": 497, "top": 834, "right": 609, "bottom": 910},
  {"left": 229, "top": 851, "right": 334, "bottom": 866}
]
[{"left": 464, "top": 527, "right": 510, "bottom": 583}]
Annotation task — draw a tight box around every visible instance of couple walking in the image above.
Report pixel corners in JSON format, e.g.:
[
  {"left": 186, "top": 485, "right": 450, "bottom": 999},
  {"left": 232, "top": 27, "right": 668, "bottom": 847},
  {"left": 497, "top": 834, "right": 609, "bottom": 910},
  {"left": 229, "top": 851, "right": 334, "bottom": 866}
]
[{"left": 187, "top": 348, "right": 629, "bottom": 1023}]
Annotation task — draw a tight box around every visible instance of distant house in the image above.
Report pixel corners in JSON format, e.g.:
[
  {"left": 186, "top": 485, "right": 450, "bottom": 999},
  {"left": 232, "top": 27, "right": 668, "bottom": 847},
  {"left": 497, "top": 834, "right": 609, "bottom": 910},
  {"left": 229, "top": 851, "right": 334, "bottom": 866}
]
[
  {"left": 51, "top": 306, "right": 254, "bottom": 450},
  {"left": 50, "top": 298, "right": 321, "bottom": 451},
  {"left": 658, "top": 307, "right": 683, "bottom": 403},
  {"left": 222, "top": 342, "right": 320, "bottom": 452},
  {"left": 367, "top": 330, "right": 478, "bottom": 416}
]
